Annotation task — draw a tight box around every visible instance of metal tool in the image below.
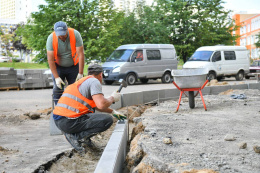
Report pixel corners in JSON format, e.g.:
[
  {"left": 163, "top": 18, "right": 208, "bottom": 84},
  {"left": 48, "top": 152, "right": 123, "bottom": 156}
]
[
  {"left": 117, "top": 79, "right": 127, "bottom": 92},
  {"left": 112, "top": 79, "right": 127, "bottom": 105}
]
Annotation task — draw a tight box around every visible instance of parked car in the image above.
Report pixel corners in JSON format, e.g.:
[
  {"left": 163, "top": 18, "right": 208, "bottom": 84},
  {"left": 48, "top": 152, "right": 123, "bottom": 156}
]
[
  {"left": 0, "top": 56, "right": 10, "bottom": 62},
  {"left": 245, "top": 60, "right": 260, "bottom": 79}
]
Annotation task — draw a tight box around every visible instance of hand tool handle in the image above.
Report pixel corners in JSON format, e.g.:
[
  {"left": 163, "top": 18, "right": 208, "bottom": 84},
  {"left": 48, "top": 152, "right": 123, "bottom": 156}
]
[{"left": 117, "top": 85, "right": 123, "bottom": 93}]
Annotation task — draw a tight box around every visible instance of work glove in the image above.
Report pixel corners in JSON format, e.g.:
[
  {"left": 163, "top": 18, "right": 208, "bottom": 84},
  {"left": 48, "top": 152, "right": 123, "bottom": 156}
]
[
  {"left": 112, "top": 109, "right": 127, "bottom": 120},
  {"left": 75, "top": 73, "right": 84, "bottom": 82},
  {"left": 55, "top": 77, "right": 65, "bottom": 89},
  {"left": 111, "top": 91, "right": 121, "bottom": 102}
]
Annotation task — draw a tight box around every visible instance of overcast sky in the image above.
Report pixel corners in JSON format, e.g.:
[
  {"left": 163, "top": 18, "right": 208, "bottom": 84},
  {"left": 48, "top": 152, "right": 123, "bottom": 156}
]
[
  {"left": 34, "top": 0, "right": 260, "bottom": 15},
  {"left": 223, "top": 0, "right": 260, "bottom": 14}
]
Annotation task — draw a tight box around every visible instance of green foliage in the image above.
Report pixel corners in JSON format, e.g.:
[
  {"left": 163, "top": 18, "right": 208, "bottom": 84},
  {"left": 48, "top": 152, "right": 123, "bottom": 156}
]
[
  {"left": 255, "top": 33, "right": 260, "bottom": 48},
  {"left": 120, "top": 0, "right": 238, "bottom": 62},
  {"left": 15, "top": 0, "right": 238, "bottom": 64},
  {"left": 1, "top": 33, "right": 14, "bottom": 57},
  {"left": 0, "top": 28, "right": 3, "bottom": 36},
  {"left": 0, "top": 62, "right": 48, "bottom": 69},
  {"left": 16, "top": 0, "right": 124, "bottom": 63}
]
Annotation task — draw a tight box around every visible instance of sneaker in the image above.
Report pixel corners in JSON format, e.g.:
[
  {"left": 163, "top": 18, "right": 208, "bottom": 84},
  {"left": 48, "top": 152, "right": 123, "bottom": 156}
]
[{"left": 64, "top": 133, "right": 85, "bottom": 153}]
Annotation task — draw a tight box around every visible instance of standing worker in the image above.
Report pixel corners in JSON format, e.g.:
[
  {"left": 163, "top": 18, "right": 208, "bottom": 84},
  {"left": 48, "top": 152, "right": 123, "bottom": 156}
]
[
  {"left": 46, "top": 21, "right": 85, "bottom": 104},
  {"left": 53, "top": 64, "right": 126, "bottom": 154}
]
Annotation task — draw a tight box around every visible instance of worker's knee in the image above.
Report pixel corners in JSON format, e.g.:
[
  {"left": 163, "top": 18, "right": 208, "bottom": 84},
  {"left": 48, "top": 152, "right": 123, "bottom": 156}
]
[{"left": 104, "top": 115, "right": 113, "bottom": 128}]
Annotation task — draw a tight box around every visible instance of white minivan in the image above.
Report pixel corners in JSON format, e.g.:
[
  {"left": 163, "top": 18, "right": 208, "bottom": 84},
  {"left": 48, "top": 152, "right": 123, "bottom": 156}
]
[
  {"left": 183, "top": 46, "right": 250, "bottom": 81},
  {"left": 102, "top": 44, "right": 178, "bottom": 85}
]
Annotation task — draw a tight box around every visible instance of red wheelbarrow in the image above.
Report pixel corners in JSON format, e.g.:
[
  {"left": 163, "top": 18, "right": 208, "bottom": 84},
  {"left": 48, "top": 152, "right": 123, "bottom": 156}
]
[{"left": 171, "top": 69, "right": 209, "bottom": 112}]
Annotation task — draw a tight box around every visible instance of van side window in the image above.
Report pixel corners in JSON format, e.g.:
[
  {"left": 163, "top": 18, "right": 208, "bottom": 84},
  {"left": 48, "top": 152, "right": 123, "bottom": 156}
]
[
  {"left": 136, "top": 50, "right": 143, "bottom": 61},
  {"left": 224, "top": 51, "right": 236, "bottom": 60},
  {"left": 147, "top": 50, "right": 161, "bottom": 60},
  {"left": 212, "top": 51, "right": 221, "bottom": 61}
]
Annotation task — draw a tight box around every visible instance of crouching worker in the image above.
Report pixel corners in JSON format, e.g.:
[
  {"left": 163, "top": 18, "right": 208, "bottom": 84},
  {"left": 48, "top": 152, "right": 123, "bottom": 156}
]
[{"left": 53, "top": 64, "right": 126, "bottom": 154}]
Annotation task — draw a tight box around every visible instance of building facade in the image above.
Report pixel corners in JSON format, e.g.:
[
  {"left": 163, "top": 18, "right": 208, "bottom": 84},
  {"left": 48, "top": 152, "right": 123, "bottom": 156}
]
[
  {"left": 233, "top": 13, "right": 260, "bottom": 60},
  {"left": 113, "top": 0, "right": 153, "bottom": 12}
]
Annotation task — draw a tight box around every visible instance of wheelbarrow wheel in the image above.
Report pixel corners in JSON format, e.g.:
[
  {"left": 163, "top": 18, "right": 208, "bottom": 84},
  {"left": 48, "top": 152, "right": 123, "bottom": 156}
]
[{"left": 188, "top": 91, "right": 195, "bottom": 109}]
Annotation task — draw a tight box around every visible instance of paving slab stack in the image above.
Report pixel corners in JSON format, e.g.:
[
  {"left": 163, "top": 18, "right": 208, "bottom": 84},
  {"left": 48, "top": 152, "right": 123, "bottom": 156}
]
[
  {"left": 44, "top": 69, "right": 53, "bottom": 88},
  {"left": 17, "top": 69, "right": 52, "bottom": 89},
  {"left": 0, "top": 67, "right": 18, "bottom": 89}
]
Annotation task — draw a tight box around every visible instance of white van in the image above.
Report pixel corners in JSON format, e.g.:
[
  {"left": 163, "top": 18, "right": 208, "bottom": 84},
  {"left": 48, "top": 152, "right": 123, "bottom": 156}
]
[
  {"left": 102, "top": 44, "right": 178, "bottom": 85},
  {"left": 182, "top": 46, "right": 250, "bottom": 81}
]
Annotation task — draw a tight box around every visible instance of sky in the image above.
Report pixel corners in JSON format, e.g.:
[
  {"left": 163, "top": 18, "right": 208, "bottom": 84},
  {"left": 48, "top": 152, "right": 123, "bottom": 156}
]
[{"left": 223, "top": 0, "right": 260, "bottom": 15}]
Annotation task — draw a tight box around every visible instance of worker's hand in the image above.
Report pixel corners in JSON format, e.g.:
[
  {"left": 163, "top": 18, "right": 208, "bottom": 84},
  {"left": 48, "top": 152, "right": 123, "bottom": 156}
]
[
  {"left": 75, "top": 73, "right": 83, "bottom": 82},
  {"left": 111, "top": 91, "right": 121, "bottom": 102},
  {"left": 55, "top": 77, "right": 65, "bottom": 89},
  {"left": 112, "top": 109, "right": 126, "bottom": 120}
]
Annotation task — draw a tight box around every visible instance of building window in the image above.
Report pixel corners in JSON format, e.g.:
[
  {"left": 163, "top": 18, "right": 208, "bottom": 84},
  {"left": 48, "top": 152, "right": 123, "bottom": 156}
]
[
  {"left": 251, "top": 35, "right": 255, "bottom": 45},
  {"left": 247, "top": 24, "right": 250, "bottom": 32},
  {"left": 251, "top": 49, "right": 255, "bottom": 59},
  {"left": 247, "top": 36, "right": 251, "bottom": 45}
]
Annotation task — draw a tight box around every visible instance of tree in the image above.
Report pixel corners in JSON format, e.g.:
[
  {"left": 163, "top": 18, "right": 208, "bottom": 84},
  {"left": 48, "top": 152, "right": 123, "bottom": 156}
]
[
  {"left": 120, "top": 0, "right": 239, "bottom": 62},
  {"left": 16, "top": 0, "right": 124, "bottom": 63},
  {"left": 255, "top": 32, "right": 260, "bottom": 48},
  {"left": 0, "top": 33, "right": 13, "bottom": 57}
]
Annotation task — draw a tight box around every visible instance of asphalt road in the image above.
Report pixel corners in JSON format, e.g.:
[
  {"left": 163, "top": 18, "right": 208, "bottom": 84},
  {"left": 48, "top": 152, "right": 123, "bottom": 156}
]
[{"left": 0, "top": 78, "right": 258, "bottom": 115}]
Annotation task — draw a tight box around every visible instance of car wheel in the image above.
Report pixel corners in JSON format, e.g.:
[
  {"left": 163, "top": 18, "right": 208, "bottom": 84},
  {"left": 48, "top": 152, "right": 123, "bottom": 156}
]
[
  {"left": 126, "top": 73, "right": 137, "bottom": 85},
  {"left": 103, "top": 80, "right": 114, "bottom": 85},
  {"left": 235, "top": 71, "right": 244, "bottom": 81},
  {"left": 207, "top": 71, "right": 216, "bottom": 81},
  {"left": 140, "top": 79, "right": 149, "bottom": 84},
  {"left": 162, "top": 72, "right": 172, "bottom": 83}
]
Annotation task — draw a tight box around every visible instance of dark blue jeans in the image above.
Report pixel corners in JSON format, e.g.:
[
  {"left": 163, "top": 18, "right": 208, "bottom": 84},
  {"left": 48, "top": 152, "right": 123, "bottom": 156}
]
[
  {"left": 54, "top": 113, "right": 113, "bottom": 140},
  {"left": 52, "top": 64, "right": 79, "bottom": 104}
]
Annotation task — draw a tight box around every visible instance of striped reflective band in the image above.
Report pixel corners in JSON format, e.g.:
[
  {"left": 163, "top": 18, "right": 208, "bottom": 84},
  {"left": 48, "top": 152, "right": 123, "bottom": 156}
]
[
  {"left": 73, "top": 52, "right": 78, "bottom": 62},
  {"left": 56, "top": 103, "right": 80, "bottom": 113},
  {"left": 62, "top": 93, "right": 94, "bottom": 112}
]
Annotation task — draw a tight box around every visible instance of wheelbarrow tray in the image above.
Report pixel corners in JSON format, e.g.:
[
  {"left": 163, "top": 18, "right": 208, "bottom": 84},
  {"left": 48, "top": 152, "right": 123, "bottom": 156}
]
[{"left": 171, "top": 68, "right": 208, "bottom": 89}]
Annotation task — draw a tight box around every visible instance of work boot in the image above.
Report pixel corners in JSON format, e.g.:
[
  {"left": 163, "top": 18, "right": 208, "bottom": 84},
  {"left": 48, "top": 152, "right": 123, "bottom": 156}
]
[
  {"left": 64, "top": 133, "right": 85, "bottom": 154},
  {"left": 79, "top": 138, "right": 101, "bottom": 152}
]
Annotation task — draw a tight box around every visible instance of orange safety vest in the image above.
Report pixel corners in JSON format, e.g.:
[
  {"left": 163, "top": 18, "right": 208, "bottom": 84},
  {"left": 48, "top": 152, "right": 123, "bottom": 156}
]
[
  {"left": 52, "top": 28, "right": 79, "bottom": 65},
  {"left": 53, "top": 76, "right": 97, "bottom": 118}
]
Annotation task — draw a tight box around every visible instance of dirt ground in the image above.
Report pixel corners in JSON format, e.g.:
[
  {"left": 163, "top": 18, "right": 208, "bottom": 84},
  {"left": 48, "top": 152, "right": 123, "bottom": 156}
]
[
  {"left": 127, "top": 89, "right": 260, "bottom": 173},
  {"left": 0, "top": 87, "right": 260, "bottom": 173}
]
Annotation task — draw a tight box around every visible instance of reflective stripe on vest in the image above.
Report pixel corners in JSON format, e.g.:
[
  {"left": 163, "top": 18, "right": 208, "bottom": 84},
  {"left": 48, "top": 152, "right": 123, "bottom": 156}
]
[
  {"left": 57, "top": 93, "right": 94, "bottom": 112},
  {"left": 52, "top": 28, "right": 79, "bottom": 65},
  {"left": 53, "top": 76, "right": 97, "bottom": 118}
]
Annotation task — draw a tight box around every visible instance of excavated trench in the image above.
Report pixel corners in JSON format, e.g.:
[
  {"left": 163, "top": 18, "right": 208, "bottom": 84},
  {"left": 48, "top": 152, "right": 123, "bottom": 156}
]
[{"left": 32, "top": 104, "right": 153, "bottom": 173}]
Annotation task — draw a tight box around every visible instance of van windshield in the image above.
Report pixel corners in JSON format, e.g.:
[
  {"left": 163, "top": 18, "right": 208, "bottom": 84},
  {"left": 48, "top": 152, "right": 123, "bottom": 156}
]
[
  {"left": 107, "top": 49, "right": 133, "bottom": 62},
  {"left": 188, "top": 51, "right": 213, "bottom": 61}
]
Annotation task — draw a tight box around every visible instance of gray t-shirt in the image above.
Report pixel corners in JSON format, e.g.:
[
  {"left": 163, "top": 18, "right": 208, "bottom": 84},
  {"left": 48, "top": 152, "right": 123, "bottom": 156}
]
[
  {"left": 78, "top": 78, "right": 103, "bottom": 100},
  {"left": 46, "top": 29, "right": 83, "bottom": 67}
]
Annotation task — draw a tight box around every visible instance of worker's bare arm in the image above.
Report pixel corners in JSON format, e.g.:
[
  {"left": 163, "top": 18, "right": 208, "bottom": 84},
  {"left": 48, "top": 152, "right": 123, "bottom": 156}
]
[
  {"left": 92, "top": 94, "right": 114, "bottom": 112},
  {"left": 47, "top": 50, "right": 59, "bottom": 78},
  {"left": 76, "top": 46, "right": 85, "bottom": 75}
]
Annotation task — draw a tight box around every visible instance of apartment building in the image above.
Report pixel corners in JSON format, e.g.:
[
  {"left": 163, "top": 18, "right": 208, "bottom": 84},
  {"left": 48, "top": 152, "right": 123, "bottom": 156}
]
[
  {"left": 233, "top": 13, "right": 260, "bottom": 59},
  {"left": 113, "top": 0, "right": 153, "bottom": 12}
]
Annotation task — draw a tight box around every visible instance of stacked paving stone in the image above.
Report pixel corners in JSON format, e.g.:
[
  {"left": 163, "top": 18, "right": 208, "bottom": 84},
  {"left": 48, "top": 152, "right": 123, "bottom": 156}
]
[
  {"left": 17, "top": 69, "right": 52, "bottom": 89},
  {"left": 0, "top": 67, "right": 18, "bottom": 89},
  {"left": 44, "top": 69, "right": 53, "bottom": 88}
]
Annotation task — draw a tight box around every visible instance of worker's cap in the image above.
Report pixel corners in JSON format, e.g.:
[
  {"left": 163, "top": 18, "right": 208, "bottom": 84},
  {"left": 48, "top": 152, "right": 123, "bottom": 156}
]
[
  {"left": 54, "top": 21, "right": 68, "bottom": 36},
  {"left": 88, "top": 64, "right": 103, "bottom": 73}
]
